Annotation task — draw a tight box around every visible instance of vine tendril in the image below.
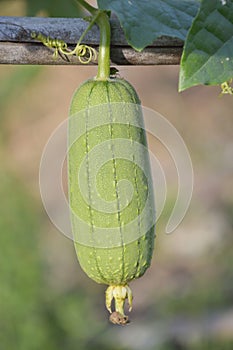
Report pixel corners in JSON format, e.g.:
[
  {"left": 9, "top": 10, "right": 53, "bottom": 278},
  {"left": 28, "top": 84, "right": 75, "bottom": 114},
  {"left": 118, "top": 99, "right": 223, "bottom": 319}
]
[
  {"left": 31, "top": 32, "right": 69, "bottom": 60},
  {"left": 31, "top": 11, "right": 99, "bottom": 64},
  {"left": 220, "top": 79, "right": 233, "bottom": 96}
]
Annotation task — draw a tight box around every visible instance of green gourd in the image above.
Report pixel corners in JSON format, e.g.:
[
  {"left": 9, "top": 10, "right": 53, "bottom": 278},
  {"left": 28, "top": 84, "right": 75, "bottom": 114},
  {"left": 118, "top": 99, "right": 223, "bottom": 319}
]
[{"left": 68, "top": 77, "right": 155, "bottom": 324}]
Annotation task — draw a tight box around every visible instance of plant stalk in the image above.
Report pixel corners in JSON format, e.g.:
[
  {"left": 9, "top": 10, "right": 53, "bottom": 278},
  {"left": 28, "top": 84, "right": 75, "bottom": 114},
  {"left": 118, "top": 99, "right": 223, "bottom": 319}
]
[
  {"left": 95, "top": 11, "right": 111, "bottom": 80},
  {"left": 76, "top": 0, "right": 111, "bottom": 80}
]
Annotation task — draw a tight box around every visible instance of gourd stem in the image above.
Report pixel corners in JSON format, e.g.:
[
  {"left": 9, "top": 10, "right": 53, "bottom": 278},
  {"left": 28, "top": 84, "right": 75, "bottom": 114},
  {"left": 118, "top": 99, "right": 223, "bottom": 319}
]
[
  {"left": 95, "top": 12, "right": 111, "bottom": 80},
  {"left": 76, "top": 0, "right": 111, "bottom": 80}
]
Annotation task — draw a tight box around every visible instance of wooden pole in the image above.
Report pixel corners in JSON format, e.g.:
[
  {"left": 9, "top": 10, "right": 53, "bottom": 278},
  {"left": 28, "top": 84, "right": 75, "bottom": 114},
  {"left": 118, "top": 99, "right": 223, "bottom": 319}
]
[{"left": 0, "top": 16, "right": 183, "bottom": 65}]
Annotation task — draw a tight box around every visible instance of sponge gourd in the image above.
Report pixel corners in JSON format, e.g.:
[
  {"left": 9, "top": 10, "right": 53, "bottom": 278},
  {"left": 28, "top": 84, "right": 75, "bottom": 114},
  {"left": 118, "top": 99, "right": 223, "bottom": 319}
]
[{"left": 68, "top": 77, "right": 155, "bottom": 323}]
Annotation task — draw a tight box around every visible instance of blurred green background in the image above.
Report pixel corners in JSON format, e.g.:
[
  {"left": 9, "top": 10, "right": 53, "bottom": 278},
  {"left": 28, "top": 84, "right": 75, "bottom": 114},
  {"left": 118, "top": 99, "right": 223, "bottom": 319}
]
[{"left": 0, "top": 1, "right": 233, "bottom": 349}]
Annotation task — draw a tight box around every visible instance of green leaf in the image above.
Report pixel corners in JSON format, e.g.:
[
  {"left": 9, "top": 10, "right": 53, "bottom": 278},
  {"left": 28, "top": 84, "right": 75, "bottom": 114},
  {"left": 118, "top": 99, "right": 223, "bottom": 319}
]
[
  {"left": 179, "top": 0, "right": 233, "bottom": 91},
  {"left": 98, "top": 0, "right": 199, "bottom": 51}
]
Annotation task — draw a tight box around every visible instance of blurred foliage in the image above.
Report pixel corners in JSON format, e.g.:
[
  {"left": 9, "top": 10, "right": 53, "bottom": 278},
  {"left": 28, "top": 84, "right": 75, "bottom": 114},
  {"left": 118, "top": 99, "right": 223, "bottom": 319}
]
[
  {"left": 0, "top": 0, "right": 86, "bottom": 17},
  {"left": 0, "top": 170, "right": 45, "bottom": 349},
  {"left": 158, "top": 339, "right": 233, "bottom": 350},
  {"left": 155, "top": 240, "right": 233, "bottom": 318},
  {"left": 25, "top": 0, "right": 86, "bottom": 17},
  {"left": 0, "top": 66, "right": 41, "bottom": 125},
  {"left": 0, "top": 168, "right": 124, "bottom": 349}
]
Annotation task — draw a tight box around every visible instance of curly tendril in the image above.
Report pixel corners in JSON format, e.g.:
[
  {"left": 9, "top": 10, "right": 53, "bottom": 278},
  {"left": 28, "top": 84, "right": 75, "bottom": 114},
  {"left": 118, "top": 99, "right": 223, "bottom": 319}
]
[
  {"left": 31, "top": 10, "right": 100, "bottom": 63},
  {"left": 31, "top": 32, "right": 69, "bottom": 60},
  {"left": 31, "top": 32, "right": 97, "bottom": 63},
  {"left": 73, "top": 44, "right": 97, "bottom": 64},
  {"left": 220, "top": 80, "right": 233, "bottom": 96}
]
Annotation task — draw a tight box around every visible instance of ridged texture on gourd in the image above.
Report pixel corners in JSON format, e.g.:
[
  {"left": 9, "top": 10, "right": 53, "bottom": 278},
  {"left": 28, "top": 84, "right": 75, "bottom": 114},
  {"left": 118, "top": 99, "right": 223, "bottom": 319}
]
[{"left": 68, "top": 78, "right": 155, "bottom": 285}]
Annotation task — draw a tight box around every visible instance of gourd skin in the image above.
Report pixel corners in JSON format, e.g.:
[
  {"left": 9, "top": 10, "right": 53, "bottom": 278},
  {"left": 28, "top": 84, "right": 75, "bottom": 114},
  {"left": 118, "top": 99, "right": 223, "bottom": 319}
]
[{"left": 68, "top": 78, "right": 155, "bottom": 286}]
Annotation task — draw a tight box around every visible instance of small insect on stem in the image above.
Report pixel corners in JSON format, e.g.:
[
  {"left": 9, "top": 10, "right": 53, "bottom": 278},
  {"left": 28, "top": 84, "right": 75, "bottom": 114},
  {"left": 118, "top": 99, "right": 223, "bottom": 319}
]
[{"left": 110, "top": 67, "right": 120, "bottom": 79}]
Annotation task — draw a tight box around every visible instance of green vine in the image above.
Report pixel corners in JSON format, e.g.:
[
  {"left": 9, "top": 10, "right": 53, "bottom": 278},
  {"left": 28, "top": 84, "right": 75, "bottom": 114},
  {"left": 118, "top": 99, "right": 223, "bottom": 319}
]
[
  {"left": 76, "top": 0, "right": 111, "bottom": 80},
  {"left": 95, "top": 11, "right": 111, "bottom": 80}
]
